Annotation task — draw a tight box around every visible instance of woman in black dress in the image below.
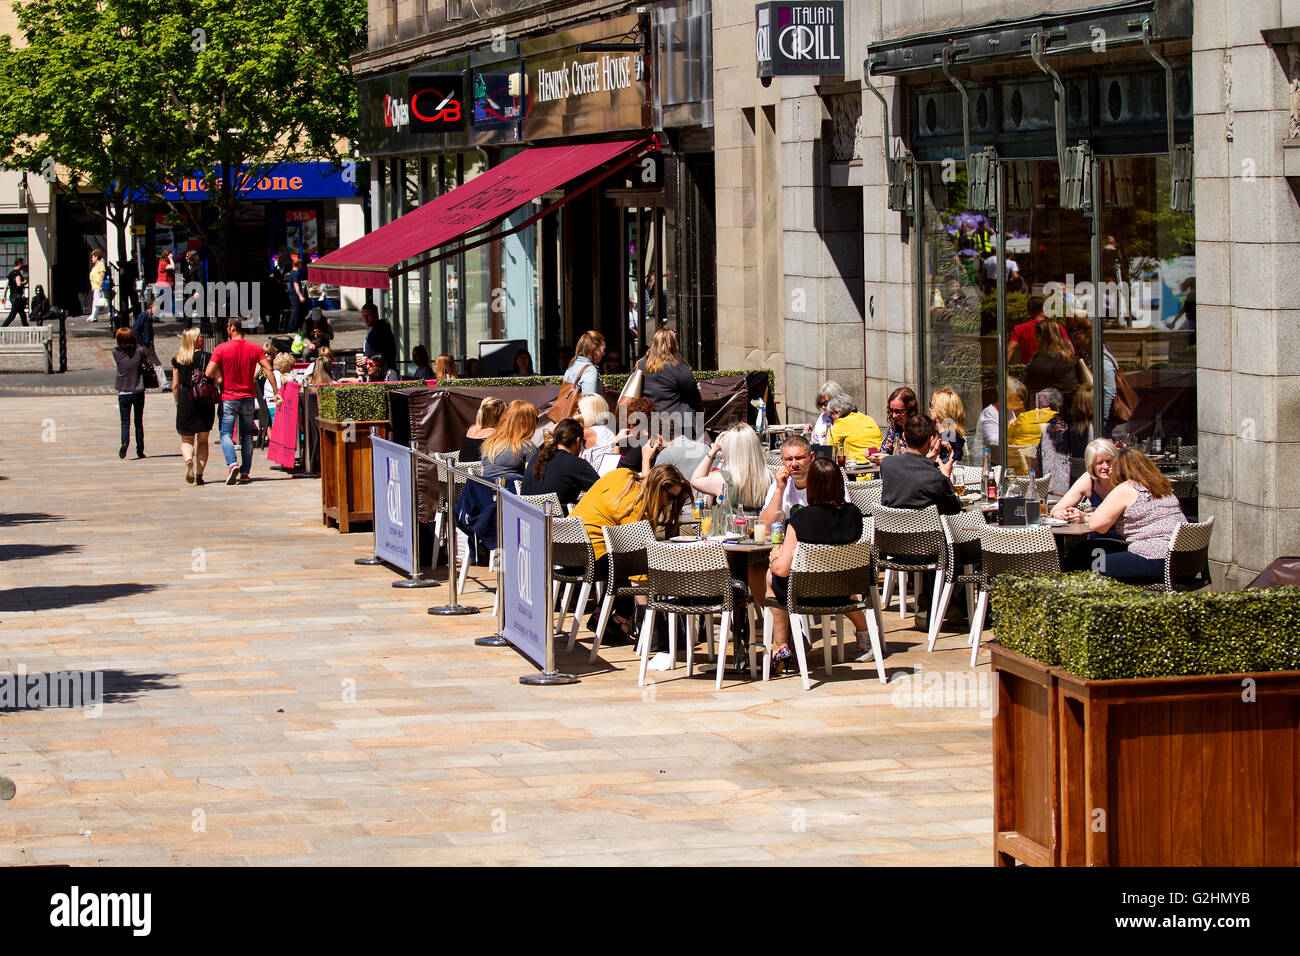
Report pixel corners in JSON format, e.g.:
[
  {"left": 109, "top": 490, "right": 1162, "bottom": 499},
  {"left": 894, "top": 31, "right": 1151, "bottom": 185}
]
[{"left": 171, "top": 327, "right": 216, "bottom": 484}]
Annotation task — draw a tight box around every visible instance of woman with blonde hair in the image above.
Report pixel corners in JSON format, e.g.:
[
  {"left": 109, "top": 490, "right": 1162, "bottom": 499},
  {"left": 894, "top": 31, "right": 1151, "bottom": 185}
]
[
  {"left": 170, "top": 326, "right": 215, "bottom": 483},
  {"left": 1078, "top": 446, "right": 1187, "bottom": 582},
  {"left": 460, "top": 396, "right": 506, "bottom": 462},
  {"left": 311, "top": 347, "right": 335, "bottom": 385},
  {"left": 634, "top": 328, "right": 703, "bottom": 429},
  {"left": 577, "top": 392, "right": 617, "bottom": 466},
  {"left": 480, "top": 399, "right": 538, "bottom": 482},
  {"left": 563, "top": 330, "right": 605, "bottom": 395},
  {"left": 434, "top": 353, "right": 457, "bottom": 381},
  {"left": 929, "top": 386, "right": 967, "bottom": 463}
]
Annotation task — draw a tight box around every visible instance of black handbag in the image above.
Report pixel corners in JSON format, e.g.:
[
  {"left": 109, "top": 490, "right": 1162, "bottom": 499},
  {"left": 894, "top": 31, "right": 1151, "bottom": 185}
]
[
  {"left": 140, "top": 354, "right": 159, "bottom": 390},
  {"left": 189, "top": 351, "right": 220, "bottom": 404}
]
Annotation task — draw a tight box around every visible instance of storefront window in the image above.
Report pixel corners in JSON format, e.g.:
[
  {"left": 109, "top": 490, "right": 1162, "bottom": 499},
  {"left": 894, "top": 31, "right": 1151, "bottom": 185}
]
[{"left": 920, "top": 155, "right": 1196, "bottom": 484}]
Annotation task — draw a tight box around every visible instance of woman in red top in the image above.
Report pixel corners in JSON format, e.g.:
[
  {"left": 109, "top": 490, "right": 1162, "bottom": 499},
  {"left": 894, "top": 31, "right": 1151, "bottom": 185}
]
[{"left": 156, "top": 252, "right": 175, "bottom": 289}]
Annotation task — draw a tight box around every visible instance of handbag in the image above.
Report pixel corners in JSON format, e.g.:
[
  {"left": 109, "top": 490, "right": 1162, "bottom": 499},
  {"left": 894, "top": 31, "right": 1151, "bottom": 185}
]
[
  {"left": 140, "top": 356, "right": 159, "bottom": 390},
  {"left": 548, "top": 358, "right": 590, "bottom": 423},
  {"left": 617, "top": 364, "right": 644, "bottom": 410},
  {"left": 1110, "top": 362, "right": 1139, "bottom": 422},
  {"left": 189, "top": 350, "right": 220, "bottom": 405}
]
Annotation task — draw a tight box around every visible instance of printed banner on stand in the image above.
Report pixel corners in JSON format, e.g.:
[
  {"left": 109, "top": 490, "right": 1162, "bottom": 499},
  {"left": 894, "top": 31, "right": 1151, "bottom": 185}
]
[
  {"left": 499, "top": 491, "right": 550, "bottom": 669},
  {"left": 369, "top": 436, "right": 415, "bottom": 574},
  {"left": 267, "top": 381, "right": 300, "bottom": 469}
]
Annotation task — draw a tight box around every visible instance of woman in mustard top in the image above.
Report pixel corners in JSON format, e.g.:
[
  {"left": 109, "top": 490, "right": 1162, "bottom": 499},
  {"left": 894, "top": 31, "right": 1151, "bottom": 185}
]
[
  {"left": 570, "top": 463, "right": 691, "bottom": 642},
  {"left": 825, "top": 393, "right": 884, "bottom": 461}
]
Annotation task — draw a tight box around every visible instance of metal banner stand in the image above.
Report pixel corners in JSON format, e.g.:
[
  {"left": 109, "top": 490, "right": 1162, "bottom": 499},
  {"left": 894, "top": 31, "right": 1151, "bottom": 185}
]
[
  {"left": 354, "top": 431, "right": 384, "bottom": 566},
  {"left": 520, "top": 512, "right": 578, "bottom": 685},
  {"left": 429, "top": 459, "right": 481, "bottom": 616},
  {"left": 475, "top": 473, "right": 509, "bottom": 646},
  {"left": 393, "top": 442, "right": 437, "bottom": 588}
]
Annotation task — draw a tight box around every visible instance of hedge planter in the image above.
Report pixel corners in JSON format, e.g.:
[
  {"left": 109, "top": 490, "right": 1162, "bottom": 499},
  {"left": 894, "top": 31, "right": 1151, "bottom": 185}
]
[{"left": 990, "top": 574, "right": 1300, "bottom": 867}]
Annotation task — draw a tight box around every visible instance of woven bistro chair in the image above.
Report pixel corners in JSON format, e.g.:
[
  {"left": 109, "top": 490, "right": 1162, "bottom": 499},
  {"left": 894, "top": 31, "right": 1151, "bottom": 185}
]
[
  {"left": 929, "top": 512, "right": 990, "bottom": 653},
  {"left": 1142, "top": 517, "right": 1214, "bottom": 593},
  {"left": 846, "top": 479, "right": 883, "bottom": 517},
  {"left": 543, "top": 516, "right": 599, "bottom": 652},
  {"left": 1002, "top": 472, "right": 1052, "bottom": 500},
  {"left": 766, "top": 449, "right": 783, "bottom": 469},
  {"left": 970, "top": 525, "right": 1061, "bottom": 667},
  {"left": 763, "top": 531, "right": 887, "bottom": 689},
  {"left": 588, "top": 521, "right": 654, "bottom": 663},
  {"left": 1177, "top": 444, "right": 1197, "bottom": 462},
  {"left": 641, "top": 540, "right": 746, "bottom": 689},
  {"left": 873, "top": 505, "right": 945, "bottom": 623},
  {"left": 950, "top": 465, "right": 983, "bottom": 490}
]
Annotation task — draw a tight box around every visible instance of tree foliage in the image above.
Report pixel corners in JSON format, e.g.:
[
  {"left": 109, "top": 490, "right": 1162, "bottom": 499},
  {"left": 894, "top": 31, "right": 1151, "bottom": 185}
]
[{"left": 0, "top": 0, "right": 366, "bottom": 286}]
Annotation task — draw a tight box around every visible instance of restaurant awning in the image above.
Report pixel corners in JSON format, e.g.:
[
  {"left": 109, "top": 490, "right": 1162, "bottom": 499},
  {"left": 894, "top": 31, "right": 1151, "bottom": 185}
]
[{"left": 310, "top": 139, "right": 648, "bottom": 289}]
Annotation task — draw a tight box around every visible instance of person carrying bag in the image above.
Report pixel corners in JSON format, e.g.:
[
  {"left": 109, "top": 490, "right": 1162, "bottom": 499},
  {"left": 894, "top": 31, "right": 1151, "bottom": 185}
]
[{"left": 551, "top": 330, "right": 607, "bottom": 422}]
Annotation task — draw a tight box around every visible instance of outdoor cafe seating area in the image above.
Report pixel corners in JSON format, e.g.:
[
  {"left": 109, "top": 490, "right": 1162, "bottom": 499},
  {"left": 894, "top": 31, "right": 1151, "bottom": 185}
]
[{"left": 430, "top": 436, "right": 1215, "bottom": 692}]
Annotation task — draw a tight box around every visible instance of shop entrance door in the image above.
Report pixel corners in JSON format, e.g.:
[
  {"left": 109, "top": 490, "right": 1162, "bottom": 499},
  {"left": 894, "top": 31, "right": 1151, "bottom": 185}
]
[{"left": 609, "top": 197, "right": 665, "bottom": 367}]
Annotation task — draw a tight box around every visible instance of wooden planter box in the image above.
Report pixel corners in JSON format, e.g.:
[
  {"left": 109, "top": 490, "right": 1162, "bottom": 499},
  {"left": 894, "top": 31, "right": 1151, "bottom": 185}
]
[
  {"left": 319, "top": 418, "right": 389, "bottom": 533},
  {"left": 992, "top": 644, "right": 1300, "bottom": 866}
]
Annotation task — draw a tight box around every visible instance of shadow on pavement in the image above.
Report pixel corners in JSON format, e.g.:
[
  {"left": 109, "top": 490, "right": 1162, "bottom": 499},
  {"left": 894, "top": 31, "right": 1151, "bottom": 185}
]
[
  {"left": 0, "top": 582, "right": 159, "bottom": 612},
  {"left": 0, "top": 544, "right": 80, "bottom": 561},
  {"left": 0, "top": 512, "right": 63, "bottom": 528}
]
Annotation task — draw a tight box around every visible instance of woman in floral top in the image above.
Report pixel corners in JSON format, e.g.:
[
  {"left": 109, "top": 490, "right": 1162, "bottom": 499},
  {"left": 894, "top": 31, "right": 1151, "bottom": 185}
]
[{"left": 874, "top": 386, "right": 919, "bottom": 461}]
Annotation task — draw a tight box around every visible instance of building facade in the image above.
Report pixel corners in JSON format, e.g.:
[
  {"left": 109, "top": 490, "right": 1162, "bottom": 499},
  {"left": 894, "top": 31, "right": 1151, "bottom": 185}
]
[{"left": 352, "top": 0, "right": 716, "bottom": 375}]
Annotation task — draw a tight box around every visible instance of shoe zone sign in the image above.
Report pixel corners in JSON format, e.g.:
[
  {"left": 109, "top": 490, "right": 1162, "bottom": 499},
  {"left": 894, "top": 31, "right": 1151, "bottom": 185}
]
[
  {"left": 369, "top": 436, "right": 415, "bottom": 574},
  {"left": 500, "top": 492, "right": 550, "bottom": 669},
  {"left": 755, "top": 1, "right": 844, "bottom": 78}
]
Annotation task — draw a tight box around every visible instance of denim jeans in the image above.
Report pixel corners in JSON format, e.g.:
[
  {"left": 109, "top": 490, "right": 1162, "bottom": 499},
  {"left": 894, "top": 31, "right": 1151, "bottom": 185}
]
[
  {"left": 118, "top": 391, "right": 144, "bottom": 448},
  {"left": 220, "top": 398, "right": 256, "bottom": 474}
]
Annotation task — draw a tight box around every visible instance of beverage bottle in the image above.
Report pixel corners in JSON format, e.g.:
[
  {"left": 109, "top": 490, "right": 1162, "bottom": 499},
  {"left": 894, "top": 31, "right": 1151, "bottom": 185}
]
[
  {"left": 1151, "top": 412, "right": 1165, "bottom": 455},
  {"left": 983, "top": 448, "right": 997, "bottom": 504},
  {"left": 1025, "top": 468, "right": 1040, "bottom": 525}
]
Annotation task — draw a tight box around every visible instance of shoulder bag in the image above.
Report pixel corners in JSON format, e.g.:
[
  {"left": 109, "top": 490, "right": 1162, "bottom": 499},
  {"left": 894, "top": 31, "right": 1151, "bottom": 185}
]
[
  {"left": 1110, "top": 355, "right": 1139, "bottom": 423},
  {"left": 548, "top": 357, "right": 588, "bottom": 423},
  {"left": 617, "top": 361, "right": 644, "bottom": 411},
  {"left": 190, "top": 350, "right": 221, "bottom": 405},
  {"left": 139, "top": 352, "right": 159, "bottom": 389}
]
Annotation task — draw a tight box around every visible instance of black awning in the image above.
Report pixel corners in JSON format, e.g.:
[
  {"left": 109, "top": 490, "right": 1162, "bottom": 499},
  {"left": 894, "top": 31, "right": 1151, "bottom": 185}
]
[{"left": 865, "top": 0, "right": 1190, "bottom": 76}]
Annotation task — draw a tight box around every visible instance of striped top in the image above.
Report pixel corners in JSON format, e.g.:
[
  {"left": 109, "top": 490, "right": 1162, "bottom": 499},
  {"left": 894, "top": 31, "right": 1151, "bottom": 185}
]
[{"left": 1116, "top": 483, "right": 1187, "bottom": 560}]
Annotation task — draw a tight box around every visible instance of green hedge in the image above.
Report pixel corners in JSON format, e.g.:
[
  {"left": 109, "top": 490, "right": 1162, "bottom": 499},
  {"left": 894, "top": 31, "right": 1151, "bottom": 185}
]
[
  {"left": 316, "top": 369, "right": 776, "bottom": 423},
  {"left": 990, "top": 573, "right": 1300, "bottom": 680},
  {"left": 317, "top": 381, "right": 425, "bottom": 422}
]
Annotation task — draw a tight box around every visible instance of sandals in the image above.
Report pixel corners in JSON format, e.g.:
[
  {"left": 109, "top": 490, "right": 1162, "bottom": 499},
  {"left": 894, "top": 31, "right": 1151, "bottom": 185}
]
[{"left": 770, "top": 643, "right": 792, "bottom": 675}]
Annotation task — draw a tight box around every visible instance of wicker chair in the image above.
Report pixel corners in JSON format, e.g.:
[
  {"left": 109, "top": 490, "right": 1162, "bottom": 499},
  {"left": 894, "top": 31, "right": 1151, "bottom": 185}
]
[
  {"left": 589, "top": 521, "right": 653, "bottom": 663},
  {"left": 546, "top": 516, "right": 599, "bottom": 652},
  {"left": 1177, "top": 444, "right": 1197, "bottom": 462},
  {"left": 846, "top": 480, "right": 883, "bottom": 517},
  {"left": 641, "top": 540, "right": 746, "bottom": 689},
  {"left": 971, "top": 525, "right": 1061, "bottom": 667},
  {"left": 763, "top": 530, "right": 887, "bottom": 689},
  {"left": 1002, "top": 472, "right": 1052, "bottom": 500},
  {"left": 1143, "top": 517, "right": 1214, "bottom": 593},
  {"left": 929, "top": 512, "right": 989, "bottom": 652},
  {"left": 766, "top": 449, "right": 784, "bottom": 469},
  {"left": 873, "top": 505, "right": 945, "bottom": 623}
]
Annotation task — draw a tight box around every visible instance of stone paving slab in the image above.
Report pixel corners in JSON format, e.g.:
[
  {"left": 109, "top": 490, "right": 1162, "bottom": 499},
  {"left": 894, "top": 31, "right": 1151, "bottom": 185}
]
[{"left": 0, "top": 394, "right": 995, "bottom": 865}]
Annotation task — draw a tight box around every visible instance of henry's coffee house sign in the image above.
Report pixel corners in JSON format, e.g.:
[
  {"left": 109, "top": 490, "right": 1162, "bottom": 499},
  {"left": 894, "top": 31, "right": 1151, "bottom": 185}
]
[{"left": 755, "top": 1, "right": 844, "bottom": 77}]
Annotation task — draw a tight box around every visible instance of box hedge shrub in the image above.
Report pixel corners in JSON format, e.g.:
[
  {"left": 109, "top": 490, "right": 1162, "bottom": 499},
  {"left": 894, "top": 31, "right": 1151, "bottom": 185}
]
[
  {"left": 990, "top": 573, "right": 1300, "bottom": 679},
  {"left": 316, "top": 369, "right": 776, "bottom": 423},
  {"left": 317, "top": 381, "right": 425, "bottom": 422}
]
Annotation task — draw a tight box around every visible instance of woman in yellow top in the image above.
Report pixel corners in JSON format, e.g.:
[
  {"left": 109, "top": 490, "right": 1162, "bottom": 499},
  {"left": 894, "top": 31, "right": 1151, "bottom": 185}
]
[
  {"left": 570, "top": 463, "right": 690, "bottom": 643},
  {"left": 825, "top": 393, "right": 884, "bottom": 461}
]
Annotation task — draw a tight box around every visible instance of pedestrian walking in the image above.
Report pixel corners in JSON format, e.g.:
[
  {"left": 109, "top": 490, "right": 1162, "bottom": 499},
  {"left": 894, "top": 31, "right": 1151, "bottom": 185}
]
[
  {"left": 112, "top": 327, "right": 148, "bottom": 459},
  {"left": 287, "top": 254, "right": 308, "bottom": 334},
  {"left": 171, "top": 327, "right": 216, "bottom": 484},
  {"left": 2, "top": 257, "right": 26, "bottom": 327},
  {"left": 205, "top": 319, "right": 281, "bottom": 485},
  {"left": 89, "top": 249, "right": 112, "bottom": 323}
]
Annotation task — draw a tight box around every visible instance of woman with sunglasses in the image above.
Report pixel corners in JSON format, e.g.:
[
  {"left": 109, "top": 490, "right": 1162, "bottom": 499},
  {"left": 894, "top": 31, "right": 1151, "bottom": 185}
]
[
  {"left": 810, "top": 380, "right": 843, "bottom": 445},
  {"left": 872, "top": 386, "right": 919, "bottom": 463}
]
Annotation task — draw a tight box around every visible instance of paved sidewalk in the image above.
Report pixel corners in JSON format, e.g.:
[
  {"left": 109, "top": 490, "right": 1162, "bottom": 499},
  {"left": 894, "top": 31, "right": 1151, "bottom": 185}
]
[{"left": 0, "top": 395, "right": 994, "bottom": 866}]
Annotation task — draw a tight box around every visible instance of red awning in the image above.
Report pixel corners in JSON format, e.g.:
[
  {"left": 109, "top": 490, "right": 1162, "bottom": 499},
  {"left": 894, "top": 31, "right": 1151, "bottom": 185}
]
[{"left": 310, "top": 139, "right": 645, "bottom": 289}]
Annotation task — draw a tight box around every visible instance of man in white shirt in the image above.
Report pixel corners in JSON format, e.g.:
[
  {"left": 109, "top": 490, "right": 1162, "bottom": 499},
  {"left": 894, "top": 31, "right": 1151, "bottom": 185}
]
[{"left": 758, "top": 435, "right": 847, "bottom": 524}]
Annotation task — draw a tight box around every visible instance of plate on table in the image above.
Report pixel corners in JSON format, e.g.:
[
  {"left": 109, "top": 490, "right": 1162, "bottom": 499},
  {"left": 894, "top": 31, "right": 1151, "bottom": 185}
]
[
  {"left": 960, "top": 492, "right": 982, "bottom": 502},
  {"left": 1042, "top": 517, "right": 1067, "bottom": 527}
]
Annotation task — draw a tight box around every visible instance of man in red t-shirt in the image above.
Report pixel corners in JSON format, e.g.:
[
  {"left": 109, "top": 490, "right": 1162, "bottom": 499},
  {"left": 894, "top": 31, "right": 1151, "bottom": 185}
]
[
  {"left": 1007, "top": 295, "right": 1071, "bottom": 364},
  {"left": 206, "top": 321, "right": 280, "bottom": 484}
]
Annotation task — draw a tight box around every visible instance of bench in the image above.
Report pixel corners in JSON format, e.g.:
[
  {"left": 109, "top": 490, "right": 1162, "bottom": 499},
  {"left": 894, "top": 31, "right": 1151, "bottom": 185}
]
[{"left": 0, "top": 326, "right": 53, "bottom": 373}]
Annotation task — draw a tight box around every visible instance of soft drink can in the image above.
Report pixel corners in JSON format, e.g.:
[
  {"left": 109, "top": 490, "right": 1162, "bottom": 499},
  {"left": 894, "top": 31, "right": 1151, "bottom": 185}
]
[{"left": 770, "top": 521, "right": 784, "bottom": 545}]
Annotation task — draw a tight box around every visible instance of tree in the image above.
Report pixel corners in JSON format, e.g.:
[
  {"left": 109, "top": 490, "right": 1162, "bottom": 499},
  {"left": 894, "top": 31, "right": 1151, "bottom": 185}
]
[{"left": 0, "top": 0, "right": 365, "bottom": 318}]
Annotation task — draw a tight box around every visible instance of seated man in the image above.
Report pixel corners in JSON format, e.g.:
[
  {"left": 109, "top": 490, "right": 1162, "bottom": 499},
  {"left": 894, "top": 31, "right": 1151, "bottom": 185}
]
[
  {"left": 758, "top": 434, "right": 847, "bottom": 525},
  {"left": 880, "top": 415, "right": 963, "bottom": 630}
]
